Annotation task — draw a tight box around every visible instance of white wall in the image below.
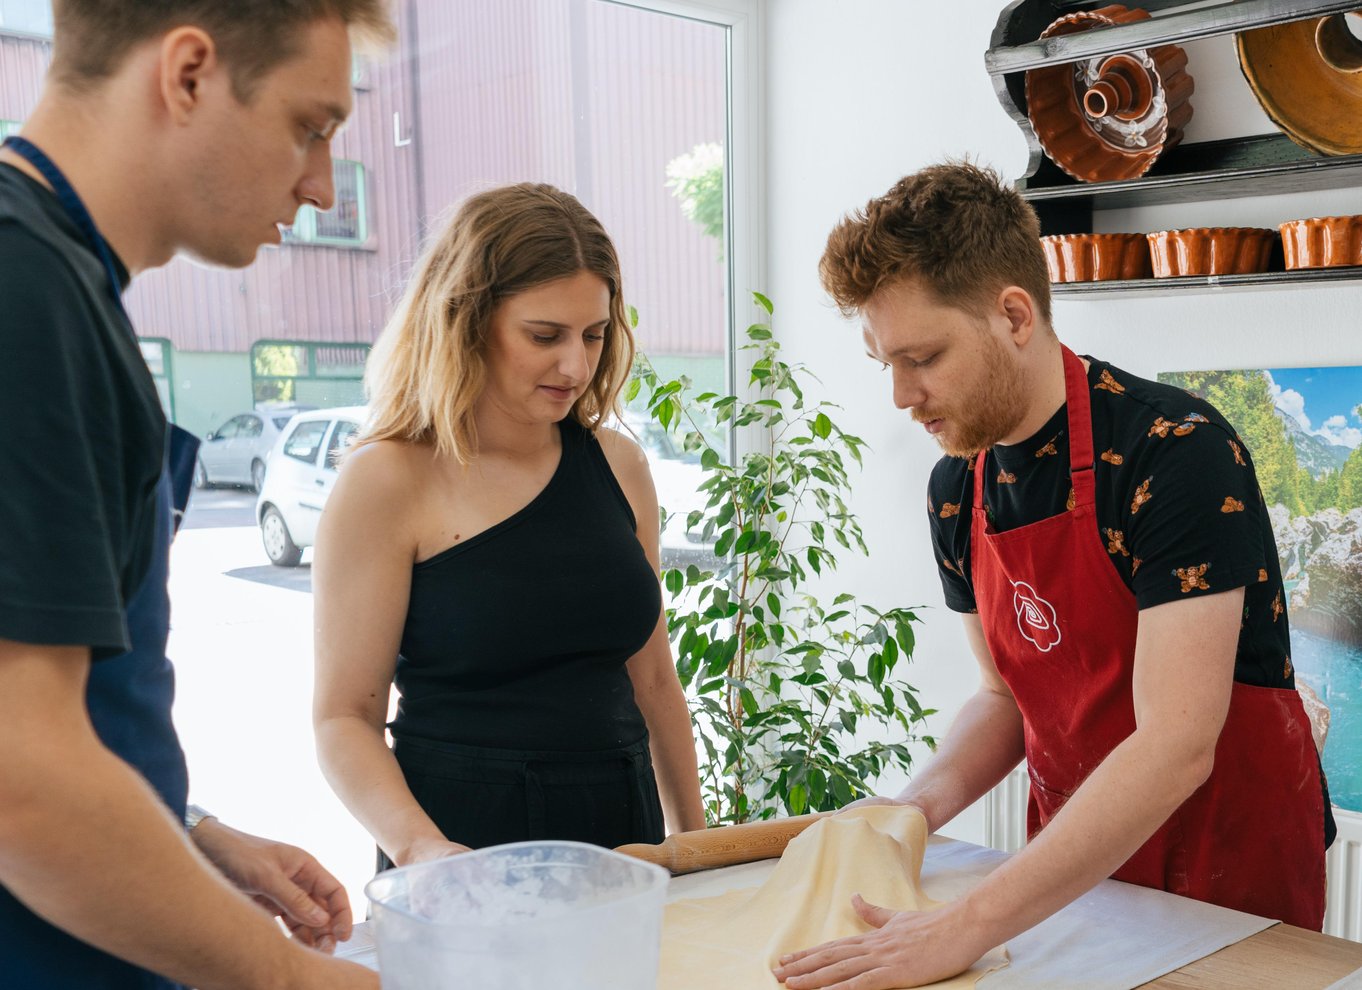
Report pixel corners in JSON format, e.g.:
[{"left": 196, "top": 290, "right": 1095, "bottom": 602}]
[{"left": 765, "top": 0, "right": 1362, "bottom": 843}]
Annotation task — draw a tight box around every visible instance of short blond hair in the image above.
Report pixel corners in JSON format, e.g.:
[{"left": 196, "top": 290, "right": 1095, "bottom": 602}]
[
  {"left": 360, "top": 183, "right": 635, "bottom": 463},
  {"left": 52, "top": 0, "right": 396, "bottom": 100}
]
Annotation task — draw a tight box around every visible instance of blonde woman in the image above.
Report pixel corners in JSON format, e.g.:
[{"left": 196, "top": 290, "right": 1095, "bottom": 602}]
[{"left": 313, "top": 184, "right": 705, "bottom": 869}]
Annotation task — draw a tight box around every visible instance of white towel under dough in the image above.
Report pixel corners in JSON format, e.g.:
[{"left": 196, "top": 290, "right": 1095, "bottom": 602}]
[{"left": 658, "top": 805, "right": 1007, "bottom": 989}]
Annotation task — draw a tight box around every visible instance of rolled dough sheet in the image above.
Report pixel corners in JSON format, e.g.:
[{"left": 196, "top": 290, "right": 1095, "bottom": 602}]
[{"left": 658, "top": 805, "right": 1007, "bottom": 988}]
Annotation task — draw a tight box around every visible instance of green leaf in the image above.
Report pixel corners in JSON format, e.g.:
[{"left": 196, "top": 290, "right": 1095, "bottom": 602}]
[
  {"left": 734, "top": 530, "right": 756, "bottom": 554},
  {"left": 766, "top": 592, "right": 781, "bottom": 619},
  {"left": 813, "top": 412, "right": 833, "bottom": 439},
  {"left": 628, "top": 305, "right": 640, "bottom": 328},
  {"left": 787, "top": 782, "right": 807, "bottom": 816},
  {"left": 664, "top": 568, "right": 683, "bottom": 596},
  {"left": 748, "top": 326, "right": 773, "bottom": 341},
  {"left": 895, "top": 619, "right": 916, "bottom": 656},
  {"left": 625, "top": 378, "right": 641, "bottom": 402},
  {"left": 701, "top": 448, "right": 721, "bottom": 471},
  {"left": 752, "top": 290, "right": 774, "bottom": 315},
  {"left": 881, "top": 635, "right": 899, "bottom": 670}
]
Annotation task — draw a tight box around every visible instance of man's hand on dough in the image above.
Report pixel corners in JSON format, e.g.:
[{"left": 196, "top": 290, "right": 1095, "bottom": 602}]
[{"left": 771, "top": 893, "right": 983, "bottom": 989}]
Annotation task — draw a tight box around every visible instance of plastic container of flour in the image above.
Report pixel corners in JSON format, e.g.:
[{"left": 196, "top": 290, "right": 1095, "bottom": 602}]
[{"left": 365, "top": 841, "right": 669, "bottom": 989}]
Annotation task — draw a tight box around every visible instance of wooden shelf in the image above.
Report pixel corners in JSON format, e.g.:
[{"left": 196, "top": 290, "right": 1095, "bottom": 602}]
[
  {"left": 986, "top": 0, "right": 1360, "bottom": 74},
  {"left": 987, "top": 0, "right": 1362, "bottom": 238},
  {"left": 1051, "top": 266, "right": 1362, "bottom": 298}
]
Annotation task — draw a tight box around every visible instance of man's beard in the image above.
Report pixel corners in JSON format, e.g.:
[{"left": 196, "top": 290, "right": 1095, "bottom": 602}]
[{"left": 927, "top": 332, "right": 1029, "bottom": 458}]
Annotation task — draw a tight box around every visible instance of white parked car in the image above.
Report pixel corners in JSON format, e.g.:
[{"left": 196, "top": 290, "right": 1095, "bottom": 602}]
[
  {"left": 616, "top": 412, "right": 712, "bottom": 563},
  {"left": 195, "top": 405, "right": 314, "bottom": 492},
  {"left": 255, "top": 406, "right": 711, "bottom": 568},
  {"left": 256, "top": 406, "right": 366, "bottom": 567}
]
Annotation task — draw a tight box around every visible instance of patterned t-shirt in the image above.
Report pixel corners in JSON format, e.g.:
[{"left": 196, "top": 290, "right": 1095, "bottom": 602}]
[{"left": 926, "top": 355, "right": 1293, "bottom": 690}]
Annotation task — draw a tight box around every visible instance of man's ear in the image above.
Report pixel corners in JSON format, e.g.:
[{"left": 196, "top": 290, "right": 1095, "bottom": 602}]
[
  {"left": 997, "top": 285, "right": 1037, "bottom": 349},
  {"left": 159, "top": 27, "right": 218, "bottom": 125}
]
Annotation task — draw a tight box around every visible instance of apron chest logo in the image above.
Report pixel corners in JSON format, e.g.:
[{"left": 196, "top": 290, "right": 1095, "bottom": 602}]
[{"left": 1012, "top": 580, "right": 1062, "bottom": 652}]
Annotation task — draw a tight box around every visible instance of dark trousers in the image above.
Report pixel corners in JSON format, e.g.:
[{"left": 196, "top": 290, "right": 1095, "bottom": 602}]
[{"left": 377, "top": 733, "right": 665, "bottom": 873}]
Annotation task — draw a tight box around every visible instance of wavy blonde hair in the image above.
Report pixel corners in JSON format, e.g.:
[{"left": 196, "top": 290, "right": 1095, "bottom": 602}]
[{"left": 358, "top": 183, "right": 635, "bottom": 462}]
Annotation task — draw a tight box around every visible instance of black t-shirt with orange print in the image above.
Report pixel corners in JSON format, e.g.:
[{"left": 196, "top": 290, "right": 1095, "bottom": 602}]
[{"left": 927, "top": 355, "right": 1293, "bottom": 691}]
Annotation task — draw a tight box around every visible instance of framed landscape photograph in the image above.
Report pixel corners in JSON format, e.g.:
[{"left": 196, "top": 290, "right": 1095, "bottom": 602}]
[{"left": 1158, "top": 365, "right": 1362, "bottom": 815}]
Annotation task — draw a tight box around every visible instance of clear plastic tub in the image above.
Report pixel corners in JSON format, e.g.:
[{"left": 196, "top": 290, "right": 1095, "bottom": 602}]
[{"left": 365, "top": 841, "right": 669, "bottom": 989}]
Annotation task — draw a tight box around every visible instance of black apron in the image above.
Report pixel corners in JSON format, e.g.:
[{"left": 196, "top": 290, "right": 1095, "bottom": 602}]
[{"left": 0, "top": 135, "right": 199, "bottom": 990}]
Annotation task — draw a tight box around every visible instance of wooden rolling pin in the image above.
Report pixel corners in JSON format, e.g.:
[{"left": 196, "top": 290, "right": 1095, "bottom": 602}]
[{"left": 616, "top": 812, "right": 833, "bottom": 875}]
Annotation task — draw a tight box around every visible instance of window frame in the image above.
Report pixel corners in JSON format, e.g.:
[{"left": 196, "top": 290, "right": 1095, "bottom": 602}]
[
  {"left": 605, "top": 0, "right": 766, "bottom": 451},
  {"left": 285, "top": 159, "right": 370, "bottom": 249}
]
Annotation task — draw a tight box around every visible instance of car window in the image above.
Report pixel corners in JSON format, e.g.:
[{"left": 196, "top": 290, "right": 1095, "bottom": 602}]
[
  {"left": 240, "top": 415, "right": 264, "bottom": 438},
  {"left": 271, "top": 416, "right": 295, "bottom": 430},
  {"left": 213, "top": 418, "right": 239, "bottom": 440},
  {"left": 325, "top": 421, "right": 359, "bottom": 471},
  {"left": 283, "top": 420, "right": 329, "bottom": 465}
]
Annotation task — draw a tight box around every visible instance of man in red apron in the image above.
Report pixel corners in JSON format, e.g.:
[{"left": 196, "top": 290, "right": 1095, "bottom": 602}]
[{"left": 774, "top": 163, "right": 1332, "bottom": 990}]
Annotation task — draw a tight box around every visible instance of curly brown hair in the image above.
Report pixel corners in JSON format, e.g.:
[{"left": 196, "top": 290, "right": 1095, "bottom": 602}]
[{"left": 819, "top": 161, "right": 1051, "bottom": 326}]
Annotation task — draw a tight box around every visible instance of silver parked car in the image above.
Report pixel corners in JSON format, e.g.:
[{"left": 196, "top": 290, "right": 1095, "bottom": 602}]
[
  {"left": 256, "top": 406, "right": 365, "bottom": 567},
  {"left": 195, "top": 405, "right": 315, "bottom": 492}
]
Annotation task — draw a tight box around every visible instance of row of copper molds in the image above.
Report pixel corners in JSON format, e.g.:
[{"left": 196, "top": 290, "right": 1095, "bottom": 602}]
[
  {"left": 1025, "top": 4, "right": 1195, "bottom": 183},
  {"left": 1041, "top": 216, "right": 1362, "bottom": 282}
]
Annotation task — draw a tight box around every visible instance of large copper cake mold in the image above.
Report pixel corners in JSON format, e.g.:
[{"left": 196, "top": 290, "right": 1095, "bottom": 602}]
[
  {"left": 1025, "top": 4, "right": 1195, "bottom": 183},
  {"left": 1146, "top": 227, "right": 1277, "bottom": 278},
  {"left": 1237, "top": 13, "right": 1362, "bottom": 157},
  {"left": 1280, "top": 215, "right": 1362, "bottom": 270},
  {"left": 1040, "top": 233, "right": 1152, "bottom": 282}
]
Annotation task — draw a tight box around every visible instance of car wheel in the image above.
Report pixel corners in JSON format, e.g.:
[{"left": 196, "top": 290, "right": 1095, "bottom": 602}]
[
  {"left": 250, "top": 459, "right": 266, "bottom": 493},
  {"left": 260, "top": 506, "right": 303, "bottom": 567},
  {"left": 193, "top": 458, "right": 209, "bottom": 489}
]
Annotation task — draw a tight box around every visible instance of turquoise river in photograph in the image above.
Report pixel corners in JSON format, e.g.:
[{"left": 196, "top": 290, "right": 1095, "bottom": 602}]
[{"left": 1293, "top": 628, "right": 1361, "bottom": 813}]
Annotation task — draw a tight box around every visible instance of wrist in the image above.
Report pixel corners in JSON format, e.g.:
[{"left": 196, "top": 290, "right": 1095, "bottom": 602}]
[{"left": 184, "top": 803, "right": 217, "bottom": 833}]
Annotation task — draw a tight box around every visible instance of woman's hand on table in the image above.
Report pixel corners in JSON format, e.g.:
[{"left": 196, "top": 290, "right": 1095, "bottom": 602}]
[
  {"left": 189, "top": 818, "right": 354, "bottom": 952},
  {"left": 771, "top": 894, "right": 986, "bottom": 989}
]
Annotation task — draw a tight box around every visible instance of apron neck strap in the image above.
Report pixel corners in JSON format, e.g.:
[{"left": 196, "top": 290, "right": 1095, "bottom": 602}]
[
  {"left": 2, "top": 135, "right": 129, "bottom": 326},
  {"left": 972, "top": 344, "right": 1096, "bottom": 509}
]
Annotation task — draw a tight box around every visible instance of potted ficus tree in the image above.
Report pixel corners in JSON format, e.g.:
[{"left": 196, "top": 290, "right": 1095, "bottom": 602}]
[{"left": 630, "top": 292, "right": 936, "bottom": 825}]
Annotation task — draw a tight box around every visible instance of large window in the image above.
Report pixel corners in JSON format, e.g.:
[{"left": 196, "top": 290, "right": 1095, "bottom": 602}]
[{"left": 1, "top": 0, "right": 755, "bottom": 913}]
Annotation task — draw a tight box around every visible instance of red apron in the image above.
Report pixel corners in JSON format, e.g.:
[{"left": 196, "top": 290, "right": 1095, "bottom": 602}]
[{"left": 970, "top": 346, "right": 1325, "bottom": 928}]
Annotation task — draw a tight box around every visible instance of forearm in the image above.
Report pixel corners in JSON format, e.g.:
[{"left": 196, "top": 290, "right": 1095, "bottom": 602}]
[
  {"left": 894, "top": 688, "right": 1025, "bottom": 833},
  {"left": 957, "top": 726, "right": 1214, "bottom": 950},
  {"left": 0, "top": 743, "right": 332, "bottom": 990},
  {"left": 315, "top": 714, "right": 447, "bottom": 864},
  {"left": 635, "top": 674, "right": 706, "bottom": 833}
]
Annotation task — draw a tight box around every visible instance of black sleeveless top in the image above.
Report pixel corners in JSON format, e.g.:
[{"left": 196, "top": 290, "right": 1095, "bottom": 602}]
[{"left": 390, "top": 419, "right": 661, "bottom": 752}]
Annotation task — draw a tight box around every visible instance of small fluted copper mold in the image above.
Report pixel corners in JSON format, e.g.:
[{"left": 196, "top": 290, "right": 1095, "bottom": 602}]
[
  {"left": 1146, "top": 227, "right": 1276, "bottom": 278},
  {"left": 1237, "top": 13, "right": 1362, "bottom": 156},
  {"left": 1041, "top": 233, "right": 1152, "bottom": 282},
  {"left": 1025, "top": 4, "right": 1195, "bottom": 183},
  {"left": 1280, "top": 215, "right": 1362, "bottom": 269}
]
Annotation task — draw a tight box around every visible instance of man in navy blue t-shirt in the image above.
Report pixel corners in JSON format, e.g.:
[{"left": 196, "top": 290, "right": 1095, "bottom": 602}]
[{"left": 0, "top": 3, "right": 394, "bottom": 988}]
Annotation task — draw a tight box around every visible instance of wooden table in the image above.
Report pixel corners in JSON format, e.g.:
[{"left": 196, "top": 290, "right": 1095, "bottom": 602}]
[{"left": 1146, "top": 924, "right": 1362, "bottom": 988}]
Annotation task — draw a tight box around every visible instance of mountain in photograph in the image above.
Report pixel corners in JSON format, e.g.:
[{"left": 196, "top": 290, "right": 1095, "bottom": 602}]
[{"left": 1276, "top": 408, "right": 1353, "bottom": 479}]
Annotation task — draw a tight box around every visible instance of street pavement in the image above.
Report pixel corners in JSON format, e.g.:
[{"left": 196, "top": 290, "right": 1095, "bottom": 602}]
[{"left": 170, "top": 487, "right": 376, "bottom": 917}]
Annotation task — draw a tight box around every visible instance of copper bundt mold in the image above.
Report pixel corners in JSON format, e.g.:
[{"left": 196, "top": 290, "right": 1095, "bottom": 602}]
[
  {"left": 1280, "top": 215, "right": 1362, "bottom": 269},
  {"left": 1146, "top": 227, "right": 1277, "bottom": 278},
  {"left": 1237, "top": 13, "right": 1362, "bottom": 156},
  {"left": 1025, "top": 4, "right": 1195, "bottom": 183},
  {"left": 1040, "top": 233, "right": 1152, "bottom": 282}
]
